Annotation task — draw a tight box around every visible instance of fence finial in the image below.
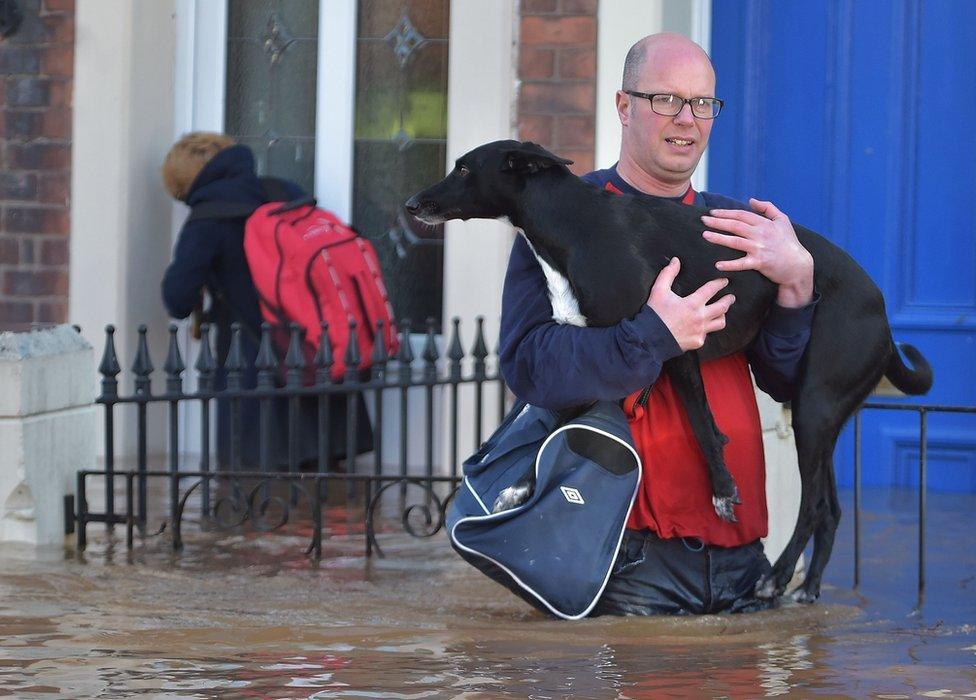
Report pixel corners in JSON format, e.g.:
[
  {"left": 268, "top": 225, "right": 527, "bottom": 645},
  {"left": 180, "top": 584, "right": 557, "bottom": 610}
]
[
  {"left": 397, "top": 318, "right": 414, "bottom": 382},
  {"left": 371, "top": 319, "right": 388, "bottom": 381},
  {"left": 133, "top": 325, "right": 154, "bottom": 396},
  {"left": 195, "top": 323, "right": 217, "bottom": 391},
  {"left": 423, "top": 316, "right": 439, "bottom": 379},
  {"left": 344, "top": 318, "right": 361, "bottom": 381},
  {"left": 164, "top": 324, "right": 186, "bottom": 394},
  {"left": 255, "top": 322, "right": 278, "bottom": 389},
  {"left": 285, "top": 322, "right": 305, "bottom": 387},
  {"left": 225, "top": 323, "right": 246, "bottom": 390},
  {"left": 448, "top": 316, "right": 464, "bottom": 382},
  {"left": 99, "top": 325, "right": 121, "bottom": 399},
  {"left": 472, "top": 315, "right": 488, "bottom": 380},
  {"left": 315, "top": 322, "right": 334, "bottom": 385}
]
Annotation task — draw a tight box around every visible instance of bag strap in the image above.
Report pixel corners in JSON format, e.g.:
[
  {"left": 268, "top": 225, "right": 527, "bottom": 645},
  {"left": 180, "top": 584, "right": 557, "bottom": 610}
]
[
  {"left": 186, "top": 200, "right": 258, "bottom": 222},
  {"left": 185, "top": 177, "right": 303, "bottom": 223}
]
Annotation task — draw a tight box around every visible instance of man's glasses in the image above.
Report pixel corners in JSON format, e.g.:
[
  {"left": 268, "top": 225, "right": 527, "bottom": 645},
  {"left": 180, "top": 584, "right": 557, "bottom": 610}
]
[{"left": 624, "top": 91, "right": 724, "bottom": 119}]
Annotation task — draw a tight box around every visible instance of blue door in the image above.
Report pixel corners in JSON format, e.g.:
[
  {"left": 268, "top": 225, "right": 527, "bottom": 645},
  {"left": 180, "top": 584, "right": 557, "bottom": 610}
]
[{"left": 709, "top": 0, "right": 976, "bottom": 491}]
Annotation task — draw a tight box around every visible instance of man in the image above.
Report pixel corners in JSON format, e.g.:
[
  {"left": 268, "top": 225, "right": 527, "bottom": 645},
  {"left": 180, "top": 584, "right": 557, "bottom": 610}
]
[{"left": 499, "top": 33, "right": 818, "bottom": 615}]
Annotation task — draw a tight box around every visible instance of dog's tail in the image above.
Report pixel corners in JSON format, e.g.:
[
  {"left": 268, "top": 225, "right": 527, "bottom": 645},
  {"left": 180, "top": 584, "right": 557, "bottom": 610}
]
[{"left": 885, "top": 341, "right": 933, "bottom": 395}]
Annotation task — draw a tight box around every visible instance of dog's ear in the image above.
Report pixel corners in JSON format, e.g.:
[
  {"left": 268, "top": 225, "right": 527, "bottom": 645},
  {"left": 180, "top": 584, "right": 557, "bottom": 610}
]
[{"left": 502, "top": 142, "right": 574, "bottom": 173}]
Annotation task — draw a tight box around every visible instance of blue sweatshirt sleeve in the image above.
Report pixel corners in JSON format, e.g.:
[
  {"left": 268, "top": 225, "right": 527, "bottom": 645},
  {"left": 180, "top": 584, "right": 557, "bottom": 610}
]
[
  {"left": 746, "top": 292, "right": 820, "bottom": 402},
  {"left": 161, "top": 222, "right": 219, "bottom": 320},
  {"left": 499, "top": 235, "right": 682, "bottom": 410}
]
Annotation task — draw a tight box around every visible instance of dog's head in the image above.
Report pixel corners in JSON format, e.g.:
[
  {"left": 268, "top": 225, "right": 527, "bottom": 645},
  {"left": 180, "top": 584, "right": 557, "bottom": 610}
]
[{"left": 404, "top": 140, "right": 574, "bottom": 225}]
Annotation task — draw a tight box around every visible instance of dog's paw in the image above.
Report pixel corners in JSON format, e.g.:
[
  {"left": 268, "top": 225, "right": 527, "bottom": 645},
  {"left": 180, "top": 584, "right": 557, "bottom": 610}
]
[
  {"left": 712, "top": 495, "right": 739, "bottom": 523},
  {"left": 711, "top": 483, "right": 740, "bottom": 523},
  {"left": 790, "top": 588, "right": 819, "bottom": 605},
  {"left": 754, "top": 575, "right": 781, "bottom": 600},
  {"left": 492, "top": 480, "right": 534, "bottom": 513}
]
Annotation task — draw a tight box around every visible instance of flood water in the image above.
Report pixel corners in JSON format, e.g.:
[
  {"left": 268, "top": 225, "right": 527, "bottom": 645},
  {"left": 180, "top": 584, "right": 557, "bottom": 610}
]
[{"left": 1, "top": 486, "right": 974, "bottom": 698}]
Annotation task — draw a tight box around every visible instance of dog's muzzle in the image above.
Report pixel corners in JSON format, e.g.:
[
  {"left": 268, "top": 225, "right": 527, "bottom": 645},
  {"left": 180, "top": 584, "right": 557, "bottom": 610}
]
[
  {"left": 404, "top": 195, "right": 447, "bottom": 225},
  {"left": 403, "top": 195, "right": 424, "bottom": 216}
]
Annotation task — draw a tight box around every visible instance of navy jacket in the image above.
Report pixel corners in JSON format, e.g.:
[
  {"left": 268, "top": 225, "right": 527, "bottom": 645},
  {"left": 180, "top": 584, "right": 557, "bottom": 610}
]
[
  {"left": 499, "top": 165, "right": 818, "bottom": 409},
  {"left": 161, "top": 144, "right": 304, "bottom": 353},
  {"left": 160, "top": 145, "right": 372, "bottom": 467}
]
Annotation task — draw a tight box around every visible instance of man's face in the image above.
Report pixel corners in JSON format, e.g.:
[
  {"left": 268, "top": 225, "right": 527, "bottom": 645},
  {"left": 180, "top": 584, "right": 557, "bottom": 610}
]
[{"left": 617, "top": 47, "right": 716, "bottom": 187}]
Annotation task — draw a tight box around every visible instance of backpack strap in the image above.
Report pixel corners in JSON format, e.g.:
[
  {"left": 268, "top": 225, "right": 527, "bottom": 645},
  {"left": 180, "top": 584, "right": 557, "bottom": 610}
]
[
  {"left": 258, "top": 176, "right": 293, "bottom": 203},
  {"left": 185, "top": 200, "right": 259, "bottom": 223},
  {"left": 185, "top": 177, "right": 304, "bottom": 223}
]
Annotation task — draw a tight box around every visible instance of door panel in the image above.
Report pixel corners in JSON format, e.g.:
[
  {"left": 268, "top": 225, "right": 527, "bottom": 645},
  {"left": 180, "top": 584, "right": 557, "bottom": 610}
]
[{"left": 710, "top": 0, "right": 976, "bottom": 491}]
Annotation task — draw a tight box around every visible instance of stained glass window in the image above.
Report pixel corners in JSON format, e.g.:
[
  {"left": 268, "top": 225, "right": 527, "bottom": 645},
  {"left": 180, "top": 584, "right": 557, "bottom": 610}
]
[
  {"left": 225, "top": 1, "right": 319, "bottom": 195},
  {"left": 354, "top": 0, "right": 450, "bottom": 330}
]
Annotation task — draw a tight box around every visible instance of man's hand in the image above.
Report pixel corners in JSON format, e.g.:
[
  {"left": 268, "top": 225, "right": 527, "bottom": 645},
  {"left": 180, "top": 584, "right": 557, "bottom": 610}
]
[
  {"left": 701, "top": 198, "right": 814, "bottom": 308},
  {"left": 647, "top": 257, "right": 734, "bottom": 351}
]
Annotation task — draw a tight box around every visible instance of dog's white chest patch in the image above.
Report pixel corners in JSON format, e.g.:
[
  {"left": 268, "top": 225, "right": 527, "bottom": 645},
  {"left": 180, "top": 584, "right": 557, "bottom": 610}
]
[{"left": 517, "top": 230, "right": 587, "bottom": 327}]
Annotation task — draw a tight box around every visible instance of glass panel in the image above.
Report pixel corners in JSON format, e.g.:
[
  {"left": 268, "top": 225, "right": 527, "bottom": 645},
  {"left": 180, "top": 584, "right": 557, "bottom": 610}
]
[
  {"left": 353, "top": 0, "right": 450, "bottom": 329},
  {"left": 225, "top": 0, "right": 319, "bottom": 196}
]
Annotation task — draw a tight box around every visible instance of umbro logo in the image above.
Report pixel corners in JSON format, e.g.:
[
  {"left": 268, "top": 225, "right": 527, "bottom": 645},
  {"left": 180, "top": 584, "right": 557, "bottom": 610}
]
[{"left": 560, "top": 486, "right": 585, "bottom": 505}]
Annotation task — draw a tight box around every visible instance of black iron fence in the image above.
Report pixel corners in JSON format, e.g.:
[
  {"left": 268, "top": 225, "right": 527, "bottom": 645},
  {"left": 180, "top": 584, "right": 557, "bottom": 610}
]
[
  {"left": 70, "top": 320, "right": 974, "bottom": 610},
  {"left": 852, "top": 402, "right": 976, "bottom": 612},
  {"left": 74, "top": 317, "right": 507, "bottom": 557}
]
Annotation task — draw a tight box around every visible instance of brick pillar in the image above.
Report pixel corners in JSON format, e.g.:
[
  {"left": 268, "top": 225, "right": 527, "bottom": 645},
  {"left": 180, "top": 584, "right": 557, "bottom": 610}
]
[
  {"left": 0, "top": 0, "right": 74, "bottom": 331},
  {"left": 517, "top": 0, "right": 597, "bottom": 176}
]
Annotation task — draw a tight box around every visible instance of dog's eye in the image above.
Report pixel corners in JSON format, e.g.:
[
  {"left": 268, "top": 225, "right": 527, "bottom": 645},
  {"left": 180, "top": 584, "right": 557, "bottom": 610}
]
[{"left": 457, "top": 165, "right": 470, "bottom": 177}]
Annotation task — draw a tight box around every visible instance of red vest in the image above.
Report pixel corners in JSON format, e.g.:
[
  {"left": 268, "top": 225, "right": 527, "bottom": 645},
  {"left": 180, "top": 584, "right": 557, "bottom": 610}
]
[{"left": 606, "top": 182, "right": 768, "bottom": 546}]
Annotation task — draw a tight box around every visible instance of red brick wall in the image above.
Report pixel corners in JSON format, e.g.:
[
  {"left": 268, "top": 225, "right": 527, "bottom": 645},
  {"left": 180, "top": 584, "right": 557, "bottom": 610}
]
[
  {"left": 517, "top": 0, "right": 597, "bottom": 176},
  {"left": 0, "top": 0, "right": 73, "bottom": 331}
]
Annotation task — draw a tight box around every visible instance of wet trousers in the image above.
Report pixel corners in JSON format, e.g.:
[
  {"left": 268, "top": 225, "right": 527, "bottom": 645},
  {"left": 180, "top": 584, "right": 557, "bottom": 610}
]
[{"left": 592, "top": 529, "right": 776, "bottom": 616}]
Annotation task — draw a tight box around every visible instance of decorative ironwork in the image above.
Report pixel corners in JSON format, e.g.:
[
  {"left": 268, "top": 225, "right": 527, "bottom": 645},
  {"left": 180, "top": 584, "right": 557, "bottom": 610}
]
[
  {"left": 76, "top": 469, "right": 460, "bottom": 560},
  {"left": 353, "top": 2, "right": 450, "bottom": 326},
  {"left": 69, "top": 318, "right": 976, "bottom": 612},
  {"left": 75, "top": 317, "right": 508, "bottom": 558},
  {"left": 264, "top": 12, "right": 297, "bottom": 65},
  {"left": 392, "top": 128, "right": 412, "bottom": 151},
  {"left": 384, "top": 12, "right": 428, "bottom": 69}
]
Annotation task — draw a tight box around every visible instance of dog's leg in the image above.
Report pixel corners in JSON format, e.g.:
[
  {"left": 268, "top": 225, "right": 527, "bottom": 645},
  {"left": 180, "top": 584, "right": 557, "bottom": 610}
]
[
  {"left": 760, "top": 333, "right": 887, "bottom": 600},
  {"left": 664, "top": 353, "right": 739, "bottom": 522},
  {"left": 756, "top": 394, "right": 840, "bottom": 600},
  {"left": 791, "top": 454, "right": 841, "bottom": 603}
]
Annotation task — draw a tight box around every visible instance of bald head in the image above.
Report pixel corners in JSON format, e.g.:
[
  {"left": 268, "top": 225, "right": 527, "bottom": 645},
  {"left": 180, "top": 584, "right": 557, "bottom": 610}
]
[
  {"left": 621, "top": 33, "right": 714, "bottom": 91},
  {"left": 615, "top": 33, "right": 718, "bottom": 196}
]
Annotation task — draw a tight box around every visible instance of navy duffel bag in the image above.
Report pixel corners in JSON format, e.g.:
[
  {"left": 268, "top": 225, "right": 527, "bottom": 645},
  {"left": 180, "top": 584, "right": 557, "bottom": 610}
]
[{"left": 447, "top": 400, "right": 641, "bottom": 619}]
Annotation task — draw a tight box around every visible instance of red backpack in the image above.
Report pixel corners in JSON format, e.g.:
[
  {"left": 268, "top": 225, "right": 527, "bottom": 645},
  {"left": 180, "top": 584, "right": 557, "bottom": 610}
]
[
  {"left": 189, "top": 178, "right": 399, "bottom": 380},
  {"left": 245, "top": 201, "right": 399, "bottom": 379}
]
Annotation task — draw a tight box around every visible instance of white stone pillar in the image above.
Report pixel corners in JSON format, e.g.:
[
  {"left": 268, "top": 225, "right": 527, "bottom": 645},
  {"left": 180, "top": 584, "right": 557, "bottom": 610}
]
[
  {"left": 0, "top": 326, "right": 96, "bottom": 546},
  {"left": 756, "top": 390, "right": 802, "bottom": 565},
  {"left": 70, "top": 0, "right": 177, "bottom": 463},
  {"left": 439, "top": 0, "right": 518, "bottom": 472}
]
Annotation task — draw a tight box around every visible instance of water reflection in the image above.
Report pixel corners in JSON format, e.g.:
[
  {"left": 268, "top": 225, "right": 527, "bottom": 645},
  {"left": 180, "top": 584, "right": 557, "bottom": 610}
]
[{"left": 0, "top": 487, "right": 973, "bottom": 697}]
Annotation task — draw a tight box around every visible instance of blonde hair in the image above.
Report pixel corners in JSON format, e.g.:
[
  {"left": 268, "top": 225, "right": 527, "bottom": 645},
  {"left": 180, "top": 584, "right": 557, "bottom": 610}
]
[{"left": 161, "top": 132, "right": 237, "bottom": 201}]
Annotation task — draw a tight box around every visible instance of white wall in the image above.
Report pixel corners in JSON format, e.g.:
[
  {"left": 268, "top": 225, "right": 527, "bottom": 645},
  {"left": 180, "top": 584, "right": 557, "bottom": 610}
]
[
  {"left": 440, "top": 0, "right": 519, "bottom": 464},
  {"left": 70, "top": 0, "right": 179, "bottom": 461}
]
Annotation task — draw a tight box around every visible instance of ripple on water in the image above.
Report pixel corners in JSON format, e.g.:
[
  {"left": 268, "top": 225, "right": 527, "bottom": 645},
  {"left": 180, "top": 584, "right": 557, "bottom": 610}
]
[{"left": 0, "top": 487, "right": 973, "bottom": 697}]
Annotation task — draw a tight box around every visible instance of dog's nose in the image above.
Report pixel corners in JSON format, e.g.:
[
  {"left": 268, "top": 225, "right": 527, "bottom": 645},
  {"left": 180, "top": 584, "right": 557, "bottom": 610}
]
[{"left": 404, "top": 196, "right": 421, "bottom": 215}]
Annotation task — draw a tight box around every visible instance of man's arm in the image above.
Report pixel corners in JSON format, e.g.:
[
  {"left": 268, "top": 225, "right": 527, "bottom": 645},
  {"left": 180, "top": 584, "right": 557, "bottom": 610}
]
[
  {"left": 161, "top": 223, "right": 219, "bottom": 319},
  {"left": 500, "top": 235, "right": 683, "bottom": 409},
  {"left": 746, "top": 294, "right": 818, "bottom": 401}
]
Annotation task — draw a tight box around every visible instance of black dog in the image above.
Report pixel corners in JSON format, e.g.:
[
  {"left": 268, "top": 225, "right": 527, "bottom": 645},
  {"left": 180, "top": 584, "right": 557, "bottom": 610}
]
[{"left": 405, "top": 140, "right": 932, "bottom": 603}]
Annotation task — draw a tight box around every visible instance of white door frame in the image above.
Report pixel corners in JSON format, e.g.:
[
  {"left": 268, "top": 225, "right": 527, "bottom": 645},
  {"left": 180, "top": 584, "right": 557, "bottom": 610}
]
[
  {"left": 174, "top": 0, "right": 357, "bottom": 217},
  {"left": 171, "top": 0, "right": 516, "bottom": 472}
]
